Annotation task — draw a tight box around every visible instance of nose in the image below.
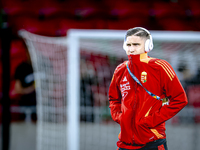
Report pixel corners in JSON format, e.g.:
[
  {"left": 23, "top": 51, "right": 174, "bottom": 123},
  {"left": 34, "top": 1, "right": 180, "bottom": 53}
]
[{"left": 129, "top": 45, "right": 135, "bottom": 52}]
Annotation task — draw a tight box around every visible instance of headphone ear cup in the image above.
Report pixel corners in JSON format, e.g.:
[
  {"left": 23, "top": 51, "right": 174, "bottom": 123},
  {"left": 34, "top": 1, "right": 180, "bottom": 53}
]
[
  {"left": 145, "top": 39, "right": 150, "bottom": 52},
  {"left": 123, "top": 41, "right": 127, "bottom": 51},
  {"left": 149, "top": 36, "right": 153, "bottom": 51}
]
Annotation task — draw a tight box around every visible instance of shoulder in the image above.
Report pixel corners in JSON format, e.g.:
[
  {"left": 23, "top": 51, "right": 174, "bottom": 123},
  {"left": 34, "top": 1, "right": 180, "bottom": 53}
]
[
  {"left": 114, "top": 61, "right": 127, "bottom": 74},
  {"left": 110, "top": 61, "right": 127, "bottom": 84},
  {"left": 153, "top": 59, "right": 174, "bottom": 70},
  {"left": 148, "top": 58, "right": 171, "bottom": 68},
  {"left": 152, "top": 59, "right": 176, "bottom": 81}
]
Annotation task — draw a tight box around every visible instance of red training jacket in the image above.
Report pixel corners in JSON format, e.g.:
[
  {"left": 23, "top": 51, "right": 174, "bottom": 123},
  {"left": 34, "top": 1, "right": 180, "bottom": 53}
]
[{"left": 108, "top": 53, "right": 188, "bottom": 149}]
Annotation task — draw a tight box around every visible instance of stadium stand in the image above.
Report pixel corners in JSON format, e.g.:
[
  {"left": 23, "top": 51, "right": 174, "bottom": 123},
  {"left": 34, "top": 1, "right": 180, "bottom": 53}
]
[
  {"left": 1, "top": 0, "right": 199, "bottom": 37},
  {"left": 0, "top": 0, "right": 200, "bottom": 122}
]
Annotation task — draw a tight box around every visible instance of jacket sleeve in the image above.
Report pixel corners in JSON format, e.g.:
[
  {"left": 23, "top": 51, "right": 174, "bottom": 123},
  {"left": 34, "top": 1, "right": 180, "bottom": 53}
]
[
  {"left": 142, "top": 60, "right": 188, "bottom": 128},
  {"left": 108, "top": 70, "right": 122, "bottom": 124}
]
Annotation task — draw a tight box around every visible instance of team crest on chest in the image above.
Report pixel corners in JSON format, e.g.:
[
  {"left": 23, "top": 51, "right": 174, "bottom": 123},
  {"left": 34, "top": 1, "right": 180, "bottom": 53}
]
[{"left": 141, "top": 71, "right": 147, "bottom": 83}]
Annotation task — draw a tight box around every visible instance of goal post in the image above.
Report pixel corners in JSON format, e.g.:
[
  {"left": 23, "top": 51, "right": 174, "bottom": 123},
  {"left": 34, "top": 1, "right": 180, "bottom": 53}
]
[
  {"left": 66, "top": 30, "right": 126, "bottom": 150},
  {"left": 18, "top": 29, "right": 200, "bottom": 150},
  {"left": 66, "top": 31, "right": 80, "bottom": 150}
]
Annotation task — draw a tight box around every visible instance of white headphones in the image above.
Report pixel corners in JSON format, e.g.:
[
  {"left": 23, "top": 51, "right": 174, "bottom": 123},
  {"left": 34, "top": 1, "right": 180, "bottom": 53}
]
[{"left": 123, "top": 27, "right": 153, "bottom": 52}]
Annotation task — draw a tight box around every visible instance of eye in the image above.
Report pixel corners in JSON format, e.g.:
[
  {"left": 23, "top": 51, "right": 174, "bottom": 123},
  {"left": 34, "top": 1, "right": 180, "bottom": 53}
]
[
  {"left": 133, "top": 43, "right": 139, "bottom": 46},
  {"left": 127, "top": 43, "right": 131, "bottom": 46}
]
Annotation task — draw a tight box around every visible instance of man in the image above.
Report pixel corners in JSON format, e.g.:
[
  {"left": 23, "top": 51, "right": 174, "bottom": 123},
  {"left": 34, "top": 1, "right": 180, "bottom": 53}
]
[
  {"left": 108, "top": 27, "right": 188, "bottom": 150},
  {"left": 13, "top": 41, "right": 36, "bottom": 121}
]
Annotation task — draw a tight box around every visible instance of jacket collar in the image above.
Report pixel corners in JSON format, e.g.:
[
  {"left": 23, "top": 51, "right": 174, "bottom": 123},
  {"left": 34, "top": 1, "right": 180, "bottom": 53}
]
[{"left": 128, "top": 53, "right": 148, "bottom": 63}]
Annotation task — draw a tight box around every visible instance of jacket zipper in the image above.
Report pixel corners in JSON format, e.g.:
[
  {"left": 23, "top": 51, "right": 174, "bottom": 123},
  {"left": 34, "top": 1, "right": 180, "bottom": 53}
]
[{"left": 129, "top": 59, "right": 138, "bottom": 144}]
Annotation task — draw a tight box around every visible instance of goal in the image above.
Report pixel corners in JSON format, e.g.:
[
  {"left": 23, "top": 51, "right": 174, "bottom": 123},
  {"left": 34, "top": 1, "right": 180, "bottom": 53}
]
[{"left": 19, "top": 29, "right": 200, "bottom": 150}]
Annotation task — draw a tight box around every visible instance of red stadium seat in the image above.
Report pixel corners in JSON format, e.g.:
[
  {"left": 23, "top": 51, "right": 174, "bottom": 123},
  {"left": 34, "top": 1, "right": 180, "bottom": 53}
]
[
  {"left": 181, "top": 0, "right": 200, "bottom": 18},
  {"left": 1, "top": 0, "right": 41, "bottom": 17},
  {"left": 39, "top": 0, "right": 75, "bottom": 18},
  {"left": 192, "top": 19, "right": 200, "bottom": 31},
  {"left": 106, "top": 1, "right": 150, "bottom": 19},
  {"left": 106, "top": 16, "right": 149, "bottom": 30},
  {"left": 176, "top": 0, "right": 200, "bottom": 31},
  {"left": 10, "top": 16, "right": 61, "bottom": 36},
  {"left": 105, "top": 1, "right": 152, "bottom": 30},
  {"left": 40, "top": 0, "right": 105, "bottom": 20},
  {"left": 157, "top": 18, "right": 195, "bottom": 31},
  {"left": 58, "top": 18, "right": 99, "bottom": 36},
  {"left": 152, "top": 2, "right": 186, "bottom": 19},
  {"left": 70, "top": 0, "right": 106, "bottom": 19},
  {"left": 10, "top": 15, "right": 106, "bottom": 36}
]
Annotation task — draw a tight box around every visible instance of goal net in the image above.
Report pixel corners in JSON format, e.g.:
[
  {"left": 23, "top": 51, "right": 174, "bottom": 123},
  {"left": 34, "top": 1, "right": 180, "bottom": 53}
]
[
  {"left": 19, "top": 29, "right": 200, "bottom": 150},
  {"left": 18, "top": 30, "right": 68, "bottom": 150}
]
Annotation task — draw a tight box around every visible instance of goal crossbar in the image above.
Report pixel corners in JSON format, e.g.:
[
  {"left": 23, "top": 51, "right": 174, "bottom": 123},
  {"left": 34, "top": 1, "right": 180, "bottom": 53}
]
[{"left": 67, "top": 29, "right": 200, "bottom": 41}]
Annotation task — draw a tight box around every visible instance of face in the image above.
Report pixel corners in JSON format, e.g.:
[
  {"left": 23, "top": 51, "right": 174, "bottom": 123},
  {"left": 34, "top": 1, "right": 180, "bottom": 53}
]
[{"left": 125, "top": 35, "right": 146, "bottom": 55}]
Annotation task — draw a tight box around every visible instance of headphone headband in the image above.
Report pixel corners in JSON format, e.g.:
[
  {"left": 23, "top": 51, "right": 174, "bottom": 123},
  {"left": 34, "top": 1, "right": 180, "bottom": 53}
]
[{"left": 133, "top": 27, "right": 151, "bottom": 35}]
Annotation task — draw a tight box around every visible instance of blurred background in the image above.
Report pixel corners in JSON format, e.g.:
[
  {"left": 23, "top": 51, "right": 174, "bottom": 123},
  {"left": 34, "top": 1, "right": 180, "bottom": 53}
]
[{"left": 0, "top": 0, "right": 200, "bottom": 150}]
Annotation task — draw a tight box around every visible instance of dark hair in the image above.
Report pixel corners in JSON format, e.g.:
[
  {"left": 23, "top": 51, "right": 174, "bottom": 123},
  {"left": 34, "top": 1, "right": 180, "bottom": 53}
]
[{"left": 125, "top": 28, "right": 150, "bottom": 41}]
